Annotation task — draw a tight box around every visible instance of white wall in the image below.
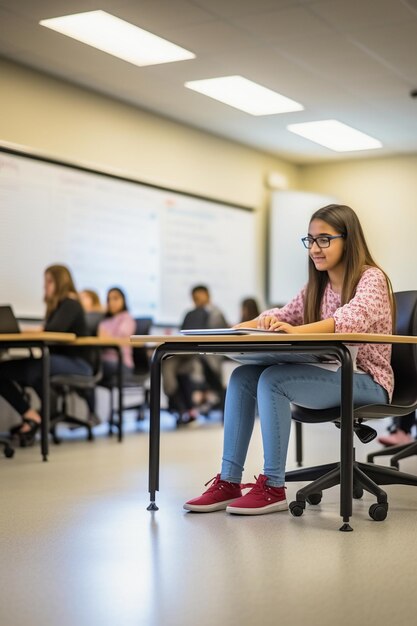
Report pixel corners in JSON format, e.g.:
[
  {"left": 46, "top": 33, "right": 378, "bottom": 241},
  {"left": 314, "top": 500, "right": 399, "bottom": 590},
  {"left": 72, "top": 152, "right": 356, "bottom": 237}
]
[
  {"left": 0, "top": 58, "right": 300, "bottom": 309},
  {"left": 299, "top": 157, "right": 417, "bottom": 292}
]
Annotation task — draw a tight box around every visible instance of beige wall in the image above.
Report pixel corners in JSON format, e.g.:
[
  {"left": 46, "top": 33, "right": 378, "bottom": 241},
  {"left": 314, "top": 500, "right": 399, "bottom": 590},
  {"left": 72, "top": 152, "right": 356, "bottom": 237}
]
[
  {"left": 299, "top": 157, "right": 417, "bottom": 292},
  {"left": 0, "top": 58, "right": 299, "bottom": 301}
]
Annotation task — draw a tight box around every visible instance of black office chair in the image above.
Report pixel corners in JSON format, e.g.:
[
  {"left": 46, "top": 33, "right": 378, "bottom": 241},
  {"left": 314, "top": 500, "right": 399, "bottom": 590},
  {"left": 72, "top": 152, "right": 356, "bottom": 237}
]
[
  {"left": 367, "top": 411, "right": 417, "bottom": 468},
  {"left": 285, "top": 291, "right": 417, "bottom": 522},
  {"left": 0, "top": 436, "right": 14, "bottom": 458},
  {"left": 49, "top": 349, "right": 102, "bottom": 444},
  {"left": 106, "top": 318, "right": 152, "bottom": 430}
]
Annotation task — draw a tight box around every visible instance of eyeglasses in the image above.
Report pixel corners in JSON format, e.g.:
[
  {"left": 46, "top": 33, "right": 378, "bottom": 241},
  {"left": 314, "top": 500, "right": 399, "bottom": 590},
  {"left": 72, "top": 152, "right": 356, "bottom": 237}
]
[{"left": 301, "top": 235, "right": 345, "bottom": 249}]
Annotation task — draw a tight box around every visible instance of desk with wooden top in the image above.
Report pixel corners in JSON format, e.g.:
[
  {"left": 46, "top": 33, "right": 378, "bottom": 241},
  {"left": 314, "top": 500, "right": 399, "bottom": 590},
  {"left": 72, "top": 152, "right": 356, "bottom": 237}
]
[
  {"left": 0, "top": 332, "right": 76, "bottom": 461},
  {"left": 131, "top": 331, "right": 417, "bottom": 531}
]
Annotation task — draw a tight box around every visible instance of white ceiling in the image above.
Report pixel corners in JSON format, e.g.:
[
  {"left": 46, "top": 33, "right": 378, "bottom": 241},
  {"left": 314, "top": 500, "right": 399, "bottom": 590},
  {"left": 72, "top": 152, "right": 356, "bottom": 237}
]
[{"left": 1, "top": 0, "right": 417, "bottom": 163}]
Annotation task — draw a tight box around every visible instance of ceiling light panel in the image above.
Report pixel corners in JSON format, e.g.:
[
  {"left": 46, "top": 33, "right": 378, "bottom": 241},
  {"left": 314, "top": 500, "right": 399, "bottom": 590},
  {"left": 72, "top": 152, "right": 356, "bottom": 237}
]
[
  {"left": 287, "top": 120, "right": 382, "bottom": 151},
  {"left": 39, "top": 10, "right": 195, "bottom": 67},
  {"left": 185, "top": 76, "right": 304, "bottom": 115}
]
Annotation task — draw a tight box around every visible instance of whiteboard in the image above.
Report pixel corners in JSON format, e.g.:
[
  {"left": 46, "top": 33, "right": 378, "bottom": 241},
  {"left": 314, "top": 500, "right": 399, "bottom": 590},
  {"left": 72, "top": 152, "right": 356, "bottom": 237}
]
[
  {"left": 0, "top": 149, "right": 256, "bottom": 324},
  {"left": 268, "top": 191, "right": 336, "bottom": 305}
]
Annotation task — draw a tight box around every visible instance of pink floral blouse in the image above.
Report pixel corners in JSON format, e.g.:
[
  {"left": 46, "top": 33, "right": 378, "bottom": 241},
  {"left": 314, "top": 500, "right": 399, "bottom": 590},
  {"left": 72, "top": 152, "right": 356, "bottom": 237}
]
[
  {"left": 259, "top": 267, "right": 394, "bottom": 400},
  {"left": 98, "top": 311, "right": 136, "bottom": 369}
]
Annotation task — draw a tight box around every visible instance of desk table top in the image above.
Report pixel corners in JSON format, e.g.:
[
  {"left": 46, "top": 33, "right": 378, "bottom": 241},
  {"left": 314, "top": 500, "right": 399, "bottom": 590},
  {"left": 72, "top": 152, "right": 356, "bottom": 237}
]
[
  {"left": 0, "top": 331, "right": 76, "bottom": 343},
  {"left": 75, "top": 336, "right": 144, "bottom": 347},
  {"left": 131, "top": 332, "right": 417, "bottom": 346}
]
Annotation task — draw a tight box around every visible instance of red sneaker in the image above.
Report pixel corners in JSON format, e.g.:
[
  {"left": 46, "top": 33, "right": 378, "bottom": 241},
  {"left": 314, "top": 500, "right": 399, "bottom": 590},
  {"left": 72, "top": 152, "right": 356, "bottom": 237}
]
[
  {"left": 183, "top": 474, "right": 242, "bottom": 512},
  {"left": 226, "top": 474, "right": 288, "bottom": 515}
]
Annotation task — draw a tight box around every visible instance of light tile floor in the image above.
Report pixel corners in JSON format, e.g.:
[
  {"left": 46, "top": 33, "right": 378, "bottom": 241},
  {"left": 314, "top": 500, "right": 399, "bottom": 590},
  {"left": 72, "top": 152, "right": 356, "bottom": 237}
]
[{"left": 1, "top": 413, "right": 417, "bottom": 626}]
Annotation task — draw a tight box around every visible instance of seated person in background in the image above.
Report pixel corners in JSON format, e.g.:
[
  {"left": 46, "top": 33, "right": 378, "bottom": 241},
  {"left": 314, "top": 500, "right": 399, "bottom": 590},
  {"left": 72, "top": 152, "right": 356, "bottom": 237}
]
[
  {"left": 98, "top": 287, "right": 136, "bottom": 384},
  {"left": 80, "top": 289, "right": 105, "bottom": 335},
  {"left": 240, "top": 297, "right": 260, "bottom": 323},
  {"left": 378, "top": 412, "right": 416, "bottom": 446},
  {"left": 162, "top": 285, "right": 228, "bottom": 424},
  {"left": 0, "top": 264, "right": 93, "bottom": 446}
]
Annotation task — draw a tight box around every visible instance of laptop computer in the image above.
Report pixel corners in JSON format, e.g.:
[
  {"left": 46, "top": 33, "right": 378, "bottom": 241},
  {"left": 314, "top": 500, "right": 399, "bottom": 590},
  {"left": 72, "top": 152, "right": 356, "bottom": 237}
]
[{"left": 0, "top": 305, "right": 21, "bottom": 333}]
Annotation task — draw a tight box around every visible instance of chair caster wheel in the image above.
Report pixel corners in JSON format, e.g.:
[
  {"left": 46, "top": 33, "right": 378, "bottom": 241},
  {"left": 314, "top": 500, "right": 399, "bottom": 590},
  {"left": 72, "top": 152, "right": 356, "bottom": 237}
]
[
  {"left": 289, "top": 501, "right": 305, "bottom": 517},
  {"left": 306, "top": 492, "right": 322, "bottom": 505},
  {"left": 353, "top": 485, "right": 364, "bottom": 499},
  {"left": 4, "top": 445, "right": 14, "bottom": 458},
  {"left": 369, "top": 502, "right": 388, "bottom": 521},
  {"left": 87, "top": 432, "right": 94, "bottom": 442}
]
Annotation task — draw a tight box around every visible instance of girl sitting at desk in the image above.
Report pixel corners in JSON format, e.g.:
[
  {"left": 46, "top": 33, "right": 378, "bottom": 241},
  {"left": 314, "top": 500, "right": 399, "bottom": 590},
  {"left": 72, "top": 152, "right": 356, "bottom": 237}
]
[
  {"left": 97, "top": 287, "right": 136, "bottom": 384},
  {"left": 0, "top": 264, "right": 92, "bottom": 446},
  {"left": 184, "top": 204, "right": 394, "bottom": 515}
]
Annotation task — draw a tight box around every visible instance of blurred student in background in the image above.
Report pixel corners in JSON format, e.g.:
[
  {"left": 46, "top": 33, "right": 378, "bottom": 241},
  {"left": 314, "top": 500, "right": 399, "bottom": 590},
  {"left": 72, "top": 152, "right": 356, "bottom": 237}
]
[
  {"left": 0, "top": 265, "right": 92, "bottom": 446},
  {"left": 163, "top": 285, "right": 228, "bottom": 424},
  {"left": 80, "top": 289, "right": 104, "bottom": 335},
  {"left": 98, "top": 287, "right": 136, "bottom": 385}
]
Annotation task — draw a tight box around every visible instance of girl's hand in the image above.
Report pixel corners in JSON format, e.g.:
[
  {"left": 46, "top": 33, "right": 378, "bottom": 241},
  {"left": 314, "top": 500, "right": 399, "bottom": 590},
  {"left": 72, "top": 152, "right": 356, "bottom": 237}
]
[
  {"left": 257, "top": 315, "right": 276, "bottom": 330},
  {"left": 233, "top": 318, "right": 258, "bottom": 329},
  {"left": 268, "top": 321, "right": 295, "bottom": 333}
]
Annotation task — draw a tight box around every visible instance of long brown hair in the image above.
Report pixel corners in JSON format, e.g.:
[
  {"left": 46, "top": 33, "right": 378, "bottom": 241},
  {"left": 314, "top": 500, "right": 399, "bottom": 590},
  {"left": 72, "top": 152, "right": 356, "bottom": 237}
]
[
  {"left": 44, "top": 264, "right": 79, "bottom": 319},
  {"left": 303, "top": 204, "right": 395, "bottom": 330}
]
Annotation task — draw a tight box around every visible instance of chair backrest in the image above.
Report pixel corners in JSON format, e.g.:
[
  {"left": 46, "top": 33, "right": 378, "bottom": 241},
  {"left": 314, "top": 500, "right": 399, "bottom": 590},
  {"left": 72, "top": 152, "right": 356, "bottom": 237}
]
[
  {"left": 133, "top": 318, "right": 152, "bottom": 375},
  {"left": 181, "top": 308, "right": 209, "bottom": 330},
  {"left": 134, "top": 317, "right": 153, "bottom": 336},
  {"left": 391, "top": 291, "right": 417, "bottom": 406},
  {"left": 85, "top": 311, "right": 105, "bottom": 336}
]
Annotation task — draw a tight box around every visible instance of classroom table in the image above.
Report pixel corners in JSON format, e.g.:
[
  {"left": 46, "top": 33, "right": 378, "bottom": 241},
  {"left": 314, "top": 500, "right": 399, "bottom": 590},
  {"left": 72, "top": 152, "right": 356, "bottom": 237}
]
[
  {"left": 131, "top": 331, "right": 417, "bottom": 532},
  {"left": 0, "top": 332, "right": 76, "bottom": 461}
]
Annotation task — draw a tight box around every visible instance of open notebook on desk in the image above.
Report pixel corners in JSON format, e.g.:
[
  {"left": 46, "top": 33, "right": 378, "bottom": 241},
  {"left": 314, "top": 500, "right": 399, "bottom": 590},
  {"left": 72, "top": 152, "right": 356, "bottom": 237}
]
[{"left": 180, "top": 328, "right": 280, "bottom": 335}]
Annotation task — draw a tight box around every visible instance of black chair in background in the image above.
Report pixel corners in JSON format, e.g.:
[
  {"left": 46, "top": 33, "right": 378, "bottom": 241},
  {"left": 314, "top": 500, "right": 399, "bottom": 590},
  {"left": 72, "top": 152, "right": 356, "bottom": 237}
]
[
  {"left": 49, "top": 349, "right": 102, "bottom": 444},
  {"left": 285, "top": 291, "right": 417, "bottom": 522}
]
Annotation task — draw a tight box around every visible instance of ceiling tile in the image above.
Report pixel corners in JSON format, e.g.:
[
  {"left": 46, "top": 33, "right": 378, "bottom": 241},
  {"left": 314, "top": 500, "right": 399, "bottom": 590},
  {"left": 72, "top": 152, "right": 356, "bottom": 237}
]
[
  {"left": 191, "top": 0, "right": 296, "bottom": 19},
  {"left": 106, "top": 0, "right": 215, "bottom": 30},
  {"left": 233, "top": 5, "right": 333, "bottom": 43},
  {"left": 350, "top": 21, "right": 417, "bottom": 83},
  {"left": 161, "top": 20, "right": 260, "bottom": 54},
  {"left": 276, "top": 33, "right": 395, "bottom": 82},
  {"left": 309, "top": 0, "right": 415, "bottom": 29}
]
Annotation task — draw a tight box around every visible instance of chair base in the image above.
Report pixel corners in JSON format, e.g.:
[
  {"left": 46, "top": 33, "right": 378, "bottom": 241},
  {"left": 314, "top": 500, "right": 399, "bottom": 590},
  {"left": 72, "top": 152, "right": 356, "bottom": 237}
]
[
  {"left": 0, "top": 437, "right": 15, "bottom": 458},
  {"left": 285, "top": 457, "right": 417, "bottom": 522},
  {"left": 367, "top": 441, "right": 417, "bottom": 469},
  {"left": 50, "top": 415, "right": 94, "bottom": 444}
]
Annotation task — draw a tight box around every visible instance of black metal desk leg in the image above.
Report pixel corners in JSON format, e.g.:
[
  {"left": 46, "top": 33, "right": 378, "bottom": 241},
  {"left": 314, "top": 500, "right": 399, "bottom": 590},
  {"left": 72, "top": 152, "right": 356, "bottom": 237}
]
[
  {"left": 117, "top": 347, "right": 123, "bottom": 443},
  {"left": 147, "top": 347, "right": 164, "bottom": 511},
  {"left": 339, "top": 345, "right": 354, "bottom": 532},
  {"left": 41, "top": 346, "right": 50, "bottom": 462}
]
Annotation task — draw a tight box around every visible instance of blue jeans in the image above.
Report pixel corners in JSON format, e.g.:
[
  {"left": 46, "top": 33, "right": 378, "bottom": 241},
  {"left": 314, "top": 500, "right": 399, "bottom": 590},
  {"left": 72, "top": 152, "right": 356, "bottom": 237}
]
[{"left": 221, "top": 364, "right": 389, "bottom": 487}]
